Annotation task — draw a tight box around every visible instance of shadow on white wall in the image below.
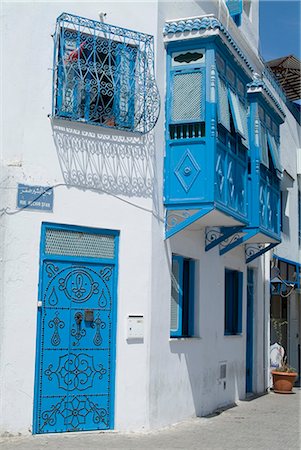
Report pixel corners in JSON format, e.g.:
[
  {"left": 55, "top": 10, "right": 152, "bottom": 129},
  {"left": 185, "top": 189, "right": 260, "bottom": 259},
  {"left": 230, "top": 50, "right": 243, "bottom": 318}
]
[{"left": 51, "top": 119, "right": 158, "bottom": 205}]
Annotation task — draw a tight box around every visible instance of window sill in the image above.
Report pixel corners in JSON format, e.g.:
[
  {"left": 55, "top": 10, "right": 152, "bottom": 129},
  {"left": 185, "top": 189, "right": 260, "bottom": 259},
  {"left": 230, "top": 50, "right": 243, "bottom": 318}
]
[
  {"left": 224, "top": 333, "right": 243, "bottom": 337},
  {"left": 169, "top": 337, "right": 201, "bottom": 342}
]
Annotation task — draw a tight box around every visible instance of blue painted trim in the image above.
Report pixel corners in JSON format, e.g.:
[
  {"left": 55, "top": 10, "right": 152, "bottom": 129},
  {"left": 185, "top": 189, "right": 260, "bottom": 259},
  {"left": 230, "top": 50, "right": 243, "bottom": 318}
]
[
  {"left": 205, "top": 226, "right": 244, "bottom": 252},
  {"left": 165, "top": 206, "right": 213, "bottom": 239},
  {"left": 272, "top": 254, "right": 301, "bottom": 268},
  {"left": 246, "top": 242, "right": 278, "bottom": 264},
  {"left": 33, "top": 222, "right": 119, "bottom": 433}
]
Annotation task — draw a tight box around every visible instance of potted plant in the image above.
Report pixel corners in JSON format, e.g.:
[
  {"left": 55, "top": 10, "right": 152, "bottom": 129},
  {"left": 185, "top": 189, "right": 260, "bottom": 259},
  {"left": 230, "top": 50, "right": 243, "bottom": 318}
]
[{"left": 271, "top": 357, "right": 297, "bottom": 394}]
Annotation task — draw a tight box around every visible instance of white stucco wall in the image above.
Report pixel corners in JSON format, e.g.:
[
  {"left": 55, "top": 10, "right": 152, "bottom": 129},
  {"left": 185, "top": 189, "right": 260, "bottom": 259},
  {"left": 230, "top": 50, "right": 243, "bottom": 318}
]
[
  {"left": 1, "top": 0, "right": 298, "bottom": 437},
  {"left": 0, "top": 0, "right": 160, "bottom": 434}
]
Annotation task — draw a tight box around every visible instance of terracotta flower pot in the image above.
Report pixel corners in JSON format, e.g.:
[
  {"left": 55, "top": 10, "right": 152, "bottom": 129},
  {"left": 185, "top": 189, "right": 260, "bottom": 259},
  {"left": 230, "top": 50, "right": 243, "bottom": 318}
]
[{"left": 271, "top": 370, "right": 298, "bottom": 394}]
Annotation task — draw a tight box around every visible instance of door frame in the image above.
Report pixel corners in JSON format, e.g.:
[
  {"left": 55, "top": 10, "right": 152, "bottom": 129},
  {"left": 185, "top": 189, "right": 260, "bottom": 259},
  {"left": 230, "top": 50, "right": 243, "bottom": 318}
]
[
  {"left": 32, "top": 222, "right": 119, "bottom": 433},
  {"left": 246, "top": 267, "right": 254, "bottom": 393}
]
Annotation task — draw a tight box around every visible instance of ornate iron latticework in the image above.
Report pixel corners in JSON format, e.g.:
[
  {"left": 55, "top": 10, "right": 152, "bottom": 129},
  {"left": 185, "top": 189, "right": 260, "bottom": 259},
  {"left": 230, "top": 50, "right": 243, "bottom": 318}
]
[
  {"left": 245, "top": 242, "right": 277, "bottom": 264},
  {"left": 53, "top": 13, "right": 160, "bottom": 134},
  {"left": 205, "top": 226, "right": 244, "bottom": 252}
]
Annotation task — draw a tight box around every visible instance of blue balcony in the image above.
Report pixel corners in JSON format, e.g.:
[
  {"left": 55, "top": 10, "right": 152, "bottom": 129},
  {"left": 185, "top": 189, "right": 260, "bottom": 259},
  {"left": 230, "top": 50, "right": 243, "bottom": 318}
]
[
  {"left": 164, "top": 39, "right": 250, "bottom": 241},
  {"left": 219, "top": 78, "right": 284, "bottom": 263}
]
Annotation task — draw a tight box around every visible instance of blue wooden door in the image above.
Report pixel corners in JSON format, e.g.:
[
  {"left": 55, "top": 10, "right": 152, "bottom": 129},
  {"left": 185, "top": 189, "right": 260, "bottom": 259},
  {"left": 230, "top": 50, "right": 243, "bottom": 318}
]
[
  {"left": 34, "top": 225, "right": 118, "bottom": 434},
  {"left": 246, "top": 268, "right": 254, "bottom": 393}
]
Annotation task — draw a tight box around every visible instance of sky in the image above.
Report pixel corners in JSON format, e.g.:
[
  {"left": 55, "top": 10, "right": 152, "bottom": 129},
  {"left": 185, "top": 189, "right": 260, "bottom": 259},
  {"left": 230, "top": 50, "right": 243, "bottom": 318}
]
[{"left": 259, "top": 0, "right": 301, "bottom": 61}]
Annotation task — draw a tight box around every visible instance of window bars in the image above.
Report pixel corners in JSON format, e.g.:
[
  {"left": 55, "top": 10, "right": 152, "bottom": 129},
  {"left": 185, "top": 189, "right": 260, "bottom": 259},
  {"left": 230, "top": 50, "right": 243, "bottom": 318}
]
[{"left": 52, "top": 13, "right": 160, "bottom": 134}]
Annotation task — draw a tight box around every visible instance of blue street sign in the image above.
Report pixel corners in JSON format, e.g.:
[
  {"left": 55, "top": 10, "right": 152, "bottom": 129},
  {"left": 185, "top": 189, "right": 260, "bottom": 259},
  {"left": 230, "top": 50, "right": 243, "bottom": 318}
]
[{"left": 17, "top": 184, "right": 54, "bottom": 211}]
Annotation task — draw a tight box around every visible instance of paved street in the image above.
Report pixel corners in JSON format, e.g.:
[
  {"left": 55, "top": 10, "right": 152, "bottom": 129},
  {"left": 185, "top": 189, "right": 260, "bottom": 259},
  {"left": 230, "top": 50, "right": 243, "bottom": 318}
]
[{"left": 1, "top": 389, "right": 300, "bottom": 450}]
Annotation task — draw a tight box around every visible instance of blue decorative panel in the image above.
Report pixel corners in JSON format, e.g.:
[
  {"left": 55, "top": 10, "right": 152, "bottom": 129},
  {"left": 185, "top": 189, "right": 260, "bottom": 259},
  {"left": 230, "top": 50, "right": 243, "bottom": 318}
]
[
  {"left": 215, "top": 146, "right": 247, "bottom": 219},
  {"left": 53, "top": 13, "right": 160, "bottom": 134},
  {"left": 259, "top": 168, "right": 280, "bottom": 236},
  {"left": 165, "top": 142, "right": 209, "bottom": 204},
  {"left": 34, "top": 226, "right": 118, "bottom": 434},
  {"left": 174, "top": 150, "right": 201, "bottom": 193},
  {"left": 215, "top": 147, "right": 226, "bottom": 204}
]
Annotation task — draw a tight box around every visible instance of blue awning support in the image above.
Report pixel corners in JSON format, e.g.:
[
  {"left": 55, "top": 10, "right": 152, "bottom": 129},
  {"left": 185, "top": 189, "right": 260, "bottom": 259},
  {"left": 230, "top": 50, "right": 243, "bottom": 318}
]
[
  {"left": 246, "top": 242, "right": 278, "bottom": 264},
  {"left": 205, "top": 226, "right": 244, "bottom": 252},
  {"left": 219, "top": 228, "right": 257, "bottom": 256},
  {"left": 165, "top": 207, "right": 213, "bottom": 239},
  {"left": 218, "top": 227, "right": 280, "bottom": 262}
]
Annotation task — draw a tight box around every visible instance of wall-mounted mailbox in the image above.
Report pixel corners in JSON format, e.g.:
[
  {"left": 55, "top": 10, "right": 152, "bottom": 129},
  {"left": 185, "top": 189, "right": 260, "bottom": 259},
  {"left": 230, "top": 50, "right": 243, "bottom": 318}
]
[{"left": 127, "top": 315, "right": 144, "bottom": 340}]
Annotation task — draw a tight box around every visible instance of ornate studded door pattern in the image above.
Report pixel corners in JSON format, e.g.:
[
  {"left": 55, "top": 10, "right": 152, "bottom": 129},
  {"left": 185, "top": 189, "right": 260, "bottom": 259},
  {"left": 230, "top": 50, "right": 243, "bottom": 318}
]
[{"left": 35, "top": 229, "right": 117, "bottom": 434}]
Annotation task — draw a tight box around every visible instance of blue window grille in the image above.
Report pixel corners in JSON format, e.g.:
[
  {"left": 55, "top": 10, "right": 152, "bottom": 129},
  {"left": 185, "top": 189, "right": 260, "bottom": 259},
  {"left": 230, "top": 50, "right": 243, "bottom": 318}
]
[
  {"left": 52, "top": 13, "right": 160, "bottom": 134},
  {"left": 170, "top": 255, "right": 195, "bottom": 337},
  {"left": 225, "top": 268, "right": 243, "bottom": 335}
]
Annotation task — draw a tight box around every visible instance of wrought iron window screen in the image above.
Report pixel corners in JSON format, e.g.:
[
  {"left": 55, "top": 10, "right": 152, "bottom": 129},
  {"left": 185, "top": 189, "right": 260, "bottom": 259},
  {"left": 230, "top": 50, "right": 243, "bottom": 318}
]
[{"left": 53, "top": 13, "right": 160, "bottom": 134}]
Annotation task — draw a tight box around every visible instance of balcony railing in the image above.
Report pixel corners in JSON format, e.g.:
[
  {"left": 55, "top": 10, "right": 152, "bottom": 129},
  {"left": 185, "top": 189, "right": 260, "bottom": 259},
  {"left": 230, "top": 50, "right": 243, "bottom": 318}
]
[{"left": 215, "top": 144, "right": 247, "bottom": 221}]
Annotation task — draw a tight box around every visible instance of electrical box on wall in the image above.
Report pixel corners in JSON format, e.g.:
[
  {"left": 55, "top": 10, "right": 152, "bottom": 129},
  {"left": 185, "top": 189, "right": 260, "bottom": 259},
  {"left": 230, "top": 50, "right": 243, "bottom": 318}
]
[{"left": 127, "top": 315, "right": 144, "bottom": 340}]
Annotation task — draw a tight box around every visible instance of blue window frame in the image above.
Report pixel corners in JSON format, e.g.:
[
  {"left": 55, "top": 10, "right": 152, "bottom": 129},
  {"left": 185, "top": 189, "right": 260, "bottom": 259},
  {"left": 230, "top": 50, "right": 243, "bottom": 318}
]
[
  {"left": 226, "top": 0, "right": 243, "bottom": 26},
  {"left": 170, "top": 255, "right": 195, "bottom": 337},
  {"left": 216, "top": 54, "right": 249, "bottom": 153},
  {"left": 258, "top": 104, "right": 282, "bottom": 177},
  {"left": 167, "top": 47, "right": 206, "bottom": 140},
  {"left": 225, "top": 268, "right": 243, "bottom": 335},
  {"left": 53, "top": 13, "right": 160, "bottom": 134}
]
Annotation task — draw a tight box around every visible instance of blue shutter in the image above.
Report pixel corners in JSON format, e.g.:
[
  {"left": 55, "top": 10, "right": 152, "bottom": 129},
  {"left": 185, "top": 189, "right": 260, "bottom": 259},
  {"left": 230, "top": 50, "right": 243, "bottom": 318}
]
[
  {"left": 260, "top": 125, "right": 269, "bottom": 168},
  {"left": 237, "top": 271, "right": 243, "bottom": 334},
  {"left": 217, "top": 76, "right": 231, "bottom": 132},
  {"left": 238, "top": 101, "right": 249, "bottom": 148},
  {"left": 228, "top": 89, "right": 245, "bottom": 138},
  {"left": 267, "top": 131, "right": 282, "bottom": 176},
  {"left": 225, "top": 269, "right": 233, "bottom": 334},
  {"left": 188, "top": 259, "right": 195, "bottom": 336},
  {"left": 114, "top": 44, "right": 137, "bottom": 129},
  {"left": 170, "top": 255, "right": 183, "bottom": 337},
  {"left": 226, "top": 0, "right": 243, "bottom": 17}
]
